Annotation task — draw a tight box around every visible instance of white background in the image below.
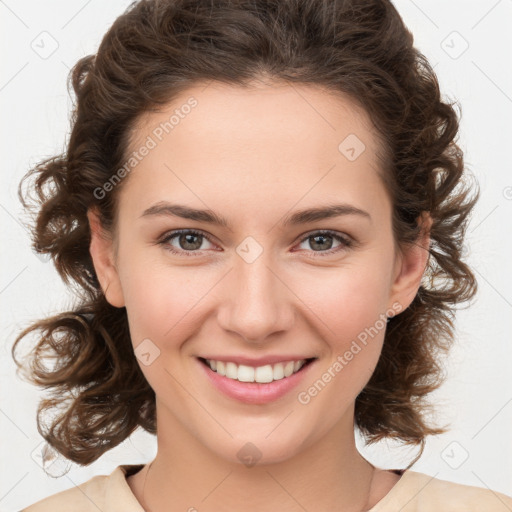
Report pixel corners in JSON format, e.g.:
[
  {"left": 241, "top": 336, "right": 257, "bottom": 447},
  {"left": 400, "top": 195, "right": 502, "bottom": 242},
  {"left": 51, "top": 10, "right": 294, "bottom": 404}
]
[{"left": 1, "top": 0, "right": 511, "bottom": 510}]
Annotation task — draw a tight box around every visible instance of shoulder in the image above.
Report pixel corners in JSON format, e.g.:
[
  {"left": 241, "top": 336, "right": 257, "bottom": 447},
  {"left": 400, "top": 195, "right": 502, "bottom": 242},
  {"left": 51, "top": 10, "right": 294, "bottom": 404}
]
[
  {"left": 19, "top": 464, "right": 145, "bottom": 512},
  {"left": 19, "top": 474, "right": 109, "bottom": 512},
  {"left": 395, "top": 470, "right": 512, "bottom": 511}
]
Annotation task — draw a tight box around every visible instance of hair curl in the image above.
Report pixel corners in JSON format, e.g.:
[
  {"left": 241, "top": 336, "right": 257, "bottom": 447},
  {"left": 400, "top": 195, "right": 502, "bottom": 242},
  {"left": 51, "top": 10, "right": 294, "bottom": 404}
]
[{"left": 12, "top": 0, "right": 478, "bottom": 469}]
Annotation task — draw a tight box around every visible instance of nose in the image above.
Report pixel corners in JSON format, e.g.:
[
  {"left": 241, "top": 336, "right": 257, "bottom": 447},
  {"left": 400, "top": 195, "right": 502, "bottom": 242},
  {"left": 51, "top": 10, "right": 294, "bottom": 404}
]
[{"left": 216, "top": 251, "right": 295, "bottom": 344}]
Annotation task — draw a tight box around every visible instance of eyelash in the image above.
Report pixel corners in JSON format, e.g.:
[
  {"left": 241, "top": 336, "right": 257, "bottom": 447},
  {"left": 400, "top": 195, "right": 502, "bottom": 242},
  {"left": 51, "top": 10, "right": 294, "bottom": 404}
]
[{"left": 157, "top": 229, "right": 353, "bottom": 258}]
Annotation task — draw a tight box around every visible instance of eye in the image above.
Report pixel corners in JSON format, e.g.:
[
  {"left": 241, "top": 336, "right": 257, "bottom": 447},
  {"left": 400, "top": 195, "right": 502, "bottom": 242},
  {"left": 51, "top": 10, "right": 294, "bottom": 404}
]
[
  {"left": 157, "top": 228, "right": 353, "bottom": 258},
  {"left": 294, "top": 230, "right": 353, "bottom": 257},
  {"left": 158, "top": 229, "right": 217, "bottom": 256}
]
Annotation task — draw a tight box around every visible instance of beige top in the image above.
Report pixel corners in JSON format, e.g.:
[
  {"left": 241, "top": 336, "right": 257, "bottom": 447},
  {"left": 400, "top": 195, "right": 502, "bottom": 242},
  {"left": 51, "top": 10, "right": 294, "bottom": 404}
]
[{"left": 20, "top": 464, "right": 512, "bottom": 511}]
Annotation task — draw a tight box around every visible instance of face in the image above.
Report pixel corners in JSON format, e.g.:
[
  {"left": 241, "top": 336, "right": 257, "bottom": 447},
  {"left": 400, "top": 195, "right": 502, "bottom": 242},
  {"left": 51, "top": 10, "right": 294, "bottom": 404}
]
[{"left": 88, "top": 81, "right": 427, "bottom": 465}]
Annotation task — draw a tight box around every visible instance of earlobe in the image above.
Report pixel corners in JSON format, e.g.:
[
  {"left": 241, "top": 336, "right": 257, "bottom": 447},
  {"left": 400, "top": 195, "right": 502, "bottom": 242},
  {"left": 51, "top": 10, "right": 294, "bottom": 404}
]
[
  {"left": 87, "top": 208, "right": 125, "bottom": 308},
  {"left": 389, "top": 212, "right": 432, "bottom": 312}
]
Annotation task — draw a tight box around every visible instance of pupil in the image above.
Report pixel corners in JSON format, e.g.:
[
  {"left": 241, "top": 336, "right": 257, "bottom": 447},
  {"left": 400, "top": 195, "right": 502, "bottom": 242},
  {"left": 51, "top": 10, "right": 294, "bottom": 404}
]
[
  {"left": 311, "top": 235, "right": 332, "bottom": 251},
  {"left": 181, "top": 233, "right": 202, "bottom": 250},
  {"left": 177, "top": 234, "right": 334, "bottom": 252}
]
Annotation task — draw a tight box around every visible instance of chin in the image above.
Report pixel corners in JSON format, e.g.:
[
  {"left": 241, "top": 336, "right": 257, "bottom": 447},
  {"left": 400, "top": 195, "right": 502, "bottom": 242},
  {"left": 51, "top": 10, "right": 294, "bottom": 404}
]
[{"left": 208, "top": 431, "right": 311, "bottom": 468}]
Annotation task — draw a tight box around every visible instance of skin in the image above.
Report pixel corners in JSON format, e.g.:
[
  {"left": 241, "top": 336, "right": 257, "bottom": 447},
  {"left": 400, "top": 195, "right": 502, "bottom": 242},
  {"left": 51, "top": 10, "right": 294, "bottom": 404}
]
[{"left": 88, "top": 80, "right": 430, "bottom": 511}]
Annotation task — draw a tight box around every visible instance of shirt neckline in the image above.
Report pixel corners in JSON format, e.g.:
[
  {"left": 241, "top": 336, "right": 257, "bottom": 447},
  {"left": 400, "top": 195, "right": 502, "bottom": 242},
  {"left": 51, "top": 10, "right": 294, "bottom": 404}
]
[
  {"left": 366, "top": 468, "right": 411, "bottom": 511},
  {"left": 114, "top": 464, "right": 412, "bottom": 512}
]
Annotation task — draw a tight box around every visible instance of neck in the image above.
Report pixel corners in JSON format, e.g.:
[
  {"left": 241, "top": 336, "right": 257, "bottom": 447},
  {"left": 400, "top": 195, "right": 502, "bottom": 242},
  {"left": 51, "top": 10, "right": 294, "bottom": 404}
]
[{"left": 136, "top": 404, "right": 378, "bottom": 512}]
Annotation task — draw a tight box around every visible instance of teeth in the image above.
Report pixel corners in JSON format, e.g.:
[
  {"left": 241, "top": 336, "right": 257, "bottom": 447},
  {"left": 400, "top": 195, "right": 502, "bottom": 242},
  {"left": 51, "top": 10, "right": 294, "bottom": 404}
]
[
  {"left": 205, "top": 358, "right": 307, "bottom": 383},
  {"left": 238, "top": 364, "right": 255, "bottom": 382},
  {"left": 217, "top": 361, "right": 226, "bottom": 376},
  {"left": 226, "top": 362, "right": 238, "bottom": 379},
  {"left": 284, "top": 361, "right": 294, "bottom": 377},
  {"left": 255, "top": 365, "right": 273, "bottom": 383}
]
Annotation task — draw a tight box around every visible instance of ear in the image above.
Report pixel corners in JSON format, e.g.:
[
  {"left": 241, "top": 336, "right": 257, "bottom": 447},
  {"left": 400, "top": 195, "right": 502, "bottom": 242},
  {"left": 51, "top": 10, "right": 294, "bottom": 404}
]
[
  {"left": 87, "top": 207, "right": 125, "bottom": 308},
  {"left": 388, "top": 212, "right": 432, "bottom": 313}
]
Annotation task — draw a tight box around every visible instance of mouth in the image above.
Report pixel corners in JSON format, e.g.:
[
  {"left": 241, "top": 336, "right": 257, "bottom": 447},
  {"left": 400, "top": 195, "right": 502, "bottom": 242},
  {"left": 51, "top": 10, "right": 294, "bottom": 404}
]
[
  {"left": 197, "top": 356, "right": 317, "bottom": 404},
  {"left": 198, "top": 357, "right": 316, "bottom": 384}
]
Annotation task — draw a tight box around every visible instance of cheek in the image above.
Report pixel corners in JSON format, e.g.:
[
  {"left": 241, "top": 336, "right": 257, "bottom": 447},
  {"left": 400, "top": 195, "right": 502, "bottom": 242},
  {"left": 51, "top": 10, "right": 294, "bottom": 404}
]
[
  {"left": 118, "top": 265, "right": 212, "bottom": 394},
  {"left": 291, "top": 262, "right": 392, "bottom": 393},
  {"left": 298, "top": 264, "right": 392, "bottom": 340},
  {"left": 294, "top": 274, "right": 390, "bottom": 415},
  {"left": 118, "top": 231, "right": 395, "bottom": 350},
  {"left": 118, "top": 256, "right": 219, "bottom": 348}
]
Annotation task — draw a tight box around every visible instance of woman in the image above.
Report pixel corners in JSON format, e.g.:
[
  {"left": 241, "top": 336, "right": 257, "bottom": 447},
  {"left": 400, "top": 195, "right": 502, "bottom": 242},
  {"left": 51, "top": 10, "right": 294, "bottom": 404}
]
[{"left": 13, "top": 0, "right": 512, "bottom": 510}]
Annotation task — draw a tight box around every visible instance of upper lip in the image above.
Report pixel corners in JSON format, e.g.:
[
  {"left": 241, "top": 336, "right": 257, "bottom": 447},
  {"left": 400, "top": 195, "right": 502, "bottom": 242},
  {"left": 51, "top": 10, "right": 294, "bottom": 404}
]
[{"left": 198, "top": 355, "right": 316, "bottom": 367}]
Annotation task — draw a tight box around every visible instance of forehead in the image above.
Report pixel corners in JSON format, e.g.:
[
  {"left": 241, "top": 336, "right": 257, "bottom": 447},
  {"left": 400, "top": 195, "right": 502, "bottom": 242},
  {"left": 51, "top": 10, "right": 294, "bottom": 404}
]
[
  {"left": 131, "top": 80, "right": 383, "bottom": 158},
  {"left": 120, "top": 81, "right": 390, "bottom": 224}
]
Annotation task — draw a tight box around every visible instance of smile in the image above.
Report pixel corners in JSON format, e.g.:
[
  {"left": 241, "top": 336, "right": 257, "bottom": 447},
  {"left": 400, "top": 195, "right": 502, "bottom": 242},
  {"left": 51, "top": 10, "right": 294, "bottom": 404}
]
[
  {"left": 203, "top": 358, "right": 308, "bottom": 383},
  {"left": 197, "top": 356, "right": 316, "bottom": 404}
]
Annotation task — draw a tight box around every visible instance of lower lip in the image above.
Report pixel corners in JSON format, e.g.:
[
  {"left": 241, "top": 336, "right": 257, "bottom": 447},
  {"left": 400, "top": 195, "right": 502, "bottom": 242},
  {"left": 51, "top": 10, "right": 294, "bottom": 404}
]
[{"left": 197, "top": 358, "right": 315, "bottom": 405}]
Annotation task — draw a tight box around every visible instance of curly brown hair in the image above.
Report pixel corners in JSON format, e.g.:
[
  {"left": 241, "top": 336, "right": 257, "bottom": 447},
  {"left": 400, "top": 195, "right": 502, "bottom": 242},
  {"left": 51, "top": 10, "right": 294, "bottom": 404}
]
[{"left": 12, "top": 0, "right": 478, "bottom": 469}]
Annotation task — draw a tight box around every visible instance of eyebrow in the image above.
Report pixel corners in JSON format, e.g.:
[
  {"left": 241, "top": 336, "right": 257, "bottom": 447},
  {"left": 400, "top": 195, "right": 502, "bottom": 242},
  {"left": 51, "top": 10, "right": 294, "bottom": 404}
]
[{"left": 139, "top": 201, "right": 371, "bottom": 228}]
